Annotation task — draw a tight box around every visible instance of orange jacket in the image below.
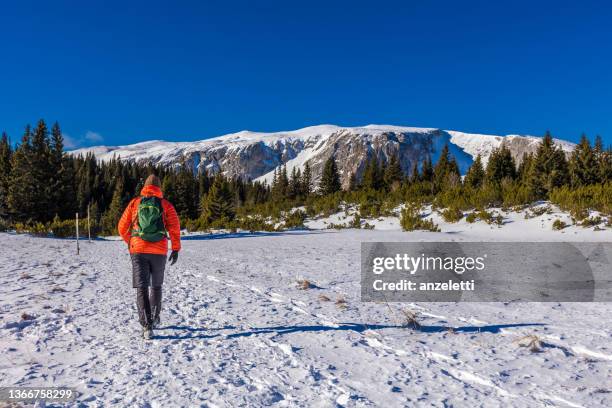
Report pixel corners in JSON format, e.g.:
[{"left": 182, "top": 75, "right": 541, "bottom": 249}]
[{"left": 118, "top": 185, "right": 181, "bottom": 255}]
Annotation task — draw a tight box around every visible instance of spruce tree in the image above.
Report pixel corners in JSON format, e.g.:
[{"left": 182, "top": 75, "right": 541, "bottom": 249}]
[
  {"left": 101, "top": 179, "right": 125, "bottom": 235},
  {"left": 278, "top": 165, "right": 289, "bottom": 198},
  {"left": 8, "top": 126, "right": 38, "bottom": 221},
  {"left": 30, "top": 120, "right": 53, "bottom": 221},
  {"left": 485, "top": 144, "right": 516, "bottom": 185},
  {"left": 409, "top": 161, "right": 420, "bottom": 183},
  {"left": 528, "top": 131, "right": 569, "bottom": 198},
  {"left": 48, "top": 122, "right": 76, "bottom": 219},
  {"left": 433, "top": 145, "right": 460, "bottom": 190},
  {"left": 569, "top": 134, "right": 599, "bottom": 187},
  {"left": 288, "top": 167, "right": 301, "bottom": 199},
  {"left": 200, "top": 175, "right": 235, "bottom": 225},
  {"left": 301, "top": 162, "right": 312, "bottom": 196},
  {"left": 464, "top": 154, "right": 485, "bottom": 188},
  {"left": 198, "top": 168, "right": 211, "bottom": 199},
  {"left": 593, "top": 135, "right": 610, "bottom": 183},
  {"left": 517, "top": 153, "right": 533, "bottom": 184},
  {"left": 384, "top": 154, "right": 403, "bottom": 190},
  {"left": 319, "top": 156, "right": 341, "bottom": 195},
  {"left": 174, "top": 165, "right": 197, "bottom": 218},
  {"left": 348, "top": 172, "right": 358, "bottom": 191},
  {"left": 421, "top": 156, "right": 434, "bottom": 182},
  {"left": 361, "top": 157, "right": 382, "bottom": 190},
  {"left": 0, "top": 132, "right": 12, "bottom": 218}
]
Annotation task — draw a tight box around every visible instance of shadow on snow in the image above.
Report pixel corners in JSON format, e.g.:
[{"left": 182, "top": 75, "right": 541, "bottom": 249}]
[
  {"left": 153, "top": 322, "right": 544, "bottom": 341},
  {"left": 180, "top": 230, "right": 329, "bottom": 241}
]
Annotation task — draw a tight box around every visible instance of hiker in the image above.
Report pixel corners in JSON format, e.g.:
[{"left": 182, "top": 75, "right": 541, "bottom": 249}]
[{"left": 118, "top": 175, "right": 181, "bottom": 340}]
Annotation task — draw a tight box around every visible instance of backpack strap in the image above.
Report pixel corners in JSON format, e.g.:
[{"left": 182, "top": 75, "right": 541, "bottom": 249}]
[{"left": 129, "top": 197, "right": 143, "bottom": 236}]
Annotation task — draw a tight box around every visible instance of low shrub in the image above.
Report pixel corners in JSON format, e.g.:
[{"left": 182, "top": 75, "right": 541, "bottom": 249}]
[
  {"left": 580, "top": 216, "right": 602, "bottom": 228},
  {"left": 326, "top": 222, "right": 347, "bottom": 230},
  {"left": 552, "top": 219, "right": 567, "bottom": 230},
  {"left": 465, "top": 212, "right": 477, "bottom": 223},
  {"left": 348, "top": 214, "right": 362, "bottom": 229},
  {"left": 570, "top": 207, "right": 589, "bottom": 222},
  {"left": 400, "top": 205, "right": 440, "bottom": 232},
  {"left": 477, "top": 210, "right": 503, "bottom": 226},
  {"left": 283, "top": 210, "right": 307, "bottom": 229},
  {"left": 441, "top": 207, "right": 463, "bottom": 223}
]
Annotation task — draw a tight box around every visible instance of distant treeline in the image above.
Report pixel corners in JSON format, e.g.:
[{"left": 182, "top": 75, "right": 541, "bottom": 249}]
[{"left": 0, "top": 120, "right": 610, "bottom": 235}]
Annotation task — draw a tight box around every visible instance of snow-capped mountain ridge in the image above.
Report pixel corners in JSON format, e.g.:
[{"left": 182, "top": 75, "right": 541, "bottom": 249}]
[{"left": 70, "top": 124, "right": 575, "bottom": 187}]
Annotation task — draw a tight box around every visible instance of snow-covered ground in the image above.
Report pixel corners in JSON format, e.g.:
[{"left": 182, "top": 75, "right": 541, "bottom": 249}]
[{"left": 1, "top": 213, "right": 611, "bottom": 407}]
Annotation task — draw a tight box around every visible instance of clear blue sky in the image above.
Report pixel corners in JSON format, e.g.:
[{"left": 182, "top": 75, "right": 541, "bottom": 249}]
[{"left": 1, "top": 0, "right": 611, "bottom": 148}]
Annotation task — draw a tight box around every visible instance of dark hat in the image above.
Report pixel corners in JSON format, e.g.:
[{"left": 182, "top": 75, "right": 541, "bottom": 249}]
[{"left": 144, "top": 175, "right": 161, "bottom": 187}]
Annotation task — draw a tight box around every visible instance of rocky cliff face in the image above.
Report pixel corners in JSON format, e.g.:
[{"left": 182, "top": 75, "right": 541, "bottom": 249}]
[{"left": 70, "top": 125, "right": 575, "bottom": 187}]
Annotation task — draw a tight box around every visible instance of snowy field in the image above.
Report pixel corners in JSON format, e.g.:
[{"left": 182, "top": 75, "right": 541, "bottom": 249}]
[{"left": 1, "top": 212, "right": 612, "bottom": 407}]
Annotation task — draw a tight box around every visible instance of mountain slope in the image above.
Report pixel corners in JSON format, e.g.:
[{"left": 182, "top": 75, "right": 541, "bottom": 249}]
[{"left": 70, "top": 125, "right": 575, "bottom": 187}]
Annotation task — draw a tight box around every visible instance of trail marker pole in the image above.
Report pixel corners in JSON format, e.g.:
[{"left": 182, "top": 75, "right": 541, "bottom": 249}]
[
  {"left": 87, "top": 204, "right": 91, "bottom": 243},
  {"left": 76, "top": 213, "right": 80, "bottom": 255}
]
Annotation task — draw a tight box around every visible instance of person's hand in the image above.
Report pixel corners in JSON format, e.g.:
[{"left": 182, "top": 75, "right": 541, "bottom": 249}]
[{"left": 168, "top": 250, "right": 179, "bottom": 265}]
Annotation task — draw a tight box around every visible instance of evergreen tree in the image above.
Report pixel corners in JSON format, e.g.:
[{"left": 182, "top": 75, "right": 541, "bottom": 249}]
[
  {"left": 30, "top": 120, "right": 53, "bottom": 221},
  {"left": 8, "top": 126, "right": 38, "bottom": 221},
  {"left": 485, "top": 144, "right": 516, "bottom": 185},
  {"left": 174, "top": 165, "right": 198, "bottom": 218},
  {"left": 361, "top": 157, "right": 382, "bottom": 190},
  {"left": 569, "top": 134, "right": 599, "bottom": 187},
  {"left": 288, "top": 167, "right": 301, "bottom": 199},
  {"left": 433, "top": 145, "right": 460, "bottom": 190},
  {"left": 0, "top": 132, "right": 12, "bottom": 218},
  {"left": 384, "top": 154, "right": 403, "bottom": 190},
  {"left": 319, "top": 156, "right": 341, "bottom": 195},
  {"left": 528, "top": 131, "right": 569, "bottom": 198},
  {"left": 48, "top": 122, "right": 76, "bottom": 218},
  {"left": 593, "top": 135, "right": 611, "bottom": 183},
  {"left": 301, "top": 162, "right": 312, "bottom": 196},
  {"left": 409, "top": 161, "right": 420, "bottom": 183},
  {"left": 198, "top": 168, "right": 211, "bottom": 199},
  {"left": 200, "top": 175, "right": 235, "bottom": 225},
  {"left": 517, "top": 153, "right": 533, "bottom": 184},
  {"left": 101, "top": 179, "right": 125, "bottom": 235},
  {"left": 162, "top": 173, "right": 177, "bottom": 205},
  {"left": 464, "top": 154, "right": 485, "bottom": 188},
  {"left": 601, "top": 146, "right": 612, "bottom": 183},
  {"left": 421, "top": 156, "right": 434, "bottom": 182},
  {"left": 348, "top": 172, "right": 358, "bottom": 191},
  {"left": 278, "top": 165, "right": 289, "bottom": 198}
]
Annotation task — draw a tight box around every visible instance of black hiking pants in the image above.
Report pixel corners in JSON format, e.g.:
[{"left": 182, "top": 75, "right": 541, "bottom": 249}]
[{"left": 131, "top": 253, "right": 166, "bottom": 327}]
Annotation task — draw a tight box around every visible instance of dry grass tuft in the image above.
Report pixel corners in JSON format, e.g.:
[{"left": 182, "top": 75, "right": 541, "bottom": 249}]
[
  {"left": 515, "top": 335, "right": 543, "bottom": 352},
  {"left": 400, "top": 309, "right": 420, "bottom": 329},
  {"left": 19, "top": 272, "right": 33, "bottom": 280},
  {"left": 297, "top": 279, "right": 314, "bottom": 290},
  {"left": 21, "top": 312, "right": 35, "bottom": 321},
  {"left": 335, "top": 297, "right": 348, "bottom": 309},
  {"left": 318, "top": 294, "right": 331, "bottom": 302}
]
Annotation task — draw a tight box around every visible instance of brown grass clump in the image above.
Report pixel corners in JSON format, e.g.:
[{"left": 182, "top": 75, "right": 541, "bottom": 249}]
[
  {"left": 515, "top": 335, "right": 543, "bottom": 352},
  {"left": 335, "top": 297, "right": 348, "bottom": 309},
  {"left": 21, "top": 312, "right": 35, "bottom": 321},
  {"left": 297, "top": 279, "right": 314, "bottom": 290},
  {"left": 318, "top": 294, "right": 331, "bottom": 302},
  {"left": 400, "top": 309, "right": 420, "bottom": 329},
  {"left": 19, "top": 272, "right": 33, "bottom": 280}
]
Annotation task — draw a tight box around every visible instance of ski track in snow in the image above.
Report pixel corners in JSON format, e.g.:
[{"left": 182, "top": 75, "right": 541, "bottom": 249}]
[{"left": 1, "top": 229, "right": 612, "bottom": 407}]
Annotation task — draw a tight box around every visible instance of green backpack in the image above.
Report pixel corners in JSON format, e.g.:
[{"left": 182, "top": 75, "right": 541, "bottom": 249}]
[{"left": 132, "top": 196, "right": 167, "bottom": 242}]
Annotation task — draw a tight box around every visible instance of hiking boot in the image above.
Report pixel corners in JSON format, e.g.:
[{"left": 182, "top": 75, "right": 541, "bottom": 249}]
[{"left": 143, "top": 325, "right": 154, "bottom": 340}]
